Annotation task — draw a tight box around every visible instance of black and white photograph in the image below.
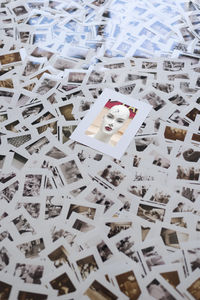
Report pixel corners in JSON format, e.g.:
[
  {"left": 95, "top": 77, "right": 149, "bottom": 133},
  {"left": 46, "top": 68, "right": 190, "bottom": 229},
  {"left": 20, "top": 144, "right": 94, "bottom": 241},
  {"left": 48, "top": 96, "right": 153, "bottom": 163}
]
[
  {"left": 0, "top": 1, "right": 200, "bottom": 298},
  {"left": 106, "top": 221, "right": 132, "bottom": 238},
  {"left": 66, "top": 204, "right": 96, "bottom": 220},
  {"left": 176, "top": 165, "right": 200, "bottom": 181},
  {"left": 141, "top": 246, "right": 165, "bottom": 271},
  {"left": 149, "top": 189, "right": 170, "bottom": 205},
  {"left": 143, "top": 92, "right": 166, "bottom": 111},
  {"left": 99, "top": 165, "right": 125, "bottom": 187},
  {"left": 96, "top": 240, "right": 113, "bottom": 262},
  {"left": 12, "top": 215, "right": 36, "bottom": 235},
  {"left": 0, "top": 181, "right": 19, "bottom": 203},
  {"left": 147, "top": 278, "right": 176, "bottom": 300},
  {"left": 116, "top": 235, "right": 138, "bottom": 262},
  {"left": 128, "top": 184, "right": 149, "bottom": 198},
  {"left": 17, "top": 238, "right": 45, "bottom": 258},
  {"left": 0, "top": 246, "right": 10, "bottom": 270},
  {"left": 45, "top": 196, "right": 62, "bottom": 220},
  {"left": 61, "top": 125, "right": 77, "bottom": 144},
  {"left": 85, "top": 188, "right": 115, "bottom": 213},
  {"left": 60, "top": 159, "right": 83, "bottom": 184},
  {"left": 23, "top": 174, "right": 42, "bottom": 197},
  {"left": 14, "top": 263, "right": 44, "bottom": 284},
  {"left": 72, "top": 218, "right": 95, "bottom": 233},
  {"left": 137, "top": 203, "right": 165, "bottom": 223},
  {"left": 160, "top": 227, "right": 189, "bottom": 249},
  {"left": 76, "top": 255, "right": 99, "bottom": 280},
  {"left": 84, "top": 280, "right": 118, "bottom": 300},
  {"left": 48, "top": 246, "right": 70, "bottom": 268},
  {"left": 45, "top": 146, "right": 67, "bottom": 159},
  {"left": 12, "top": 5, "right": 28, "bottom": 16}
]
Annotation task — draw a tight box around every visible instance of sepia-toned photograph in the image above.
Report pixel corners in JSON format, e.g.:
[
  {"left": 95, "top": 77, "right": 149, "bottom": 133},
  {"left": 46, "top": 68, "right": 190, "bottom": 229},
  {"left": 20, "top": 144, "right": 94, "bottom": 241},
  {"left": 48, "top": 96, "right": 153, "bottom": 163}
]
[
  {"left": 164, "top": 126, "right": 187, "bottom": 141},
  {"left": 48, "top": 246, "right": 70, "bottom": 268},
  {"left": 99, "top": 164, "right": 125, "bottom": 187},
  {"left": 14, "top": 263, "right": 44, "bottom": 284},
  {"left": 84, "top": 280, "right": 117, "bottom": 300},
  {"left": 17, "top": 238, "right": 45, "bottom": 258},
  {"left": 176, "top": 165, "right": 200, "bottom": 181},
  {"left": 97, "top": 240, "right": 113, "bottom": 262},
  {"left": 72, "top": 219, "right": 95, "bottom": 233},
  {"left": 141, "top": 246, "right": 165, "bottom": 270},
  {"left": 128, "top": 184, "right": 149, "bottom": 198},
  {"left": 76, "top": 255, "right": 99, "bottom": 280},
  {"left": 115, "top": 270, "right": 141, "bottom": 299},
  {"left": 18, "top": 291, "right": 48, "bottom": 300},
  {"left": 85, "top": 188, "right": 114, "bottom": 212},
  {"left": 0, "top": 281, "right": 12, "bottom": 300},
  {"left": 50, "top": 272, "right": 76, "bottom": 295},
  {"left": 147, "top": 278, "right": 176, "bottom": 300},
  {"left": 60, "top": 160, "right": 83, "bottom": 184},
  {"left": 137, "top": 204, "right": 165, "bottom": 223},
  {"left": 187, "top": 277, "right": 200, "bottom": 300}
]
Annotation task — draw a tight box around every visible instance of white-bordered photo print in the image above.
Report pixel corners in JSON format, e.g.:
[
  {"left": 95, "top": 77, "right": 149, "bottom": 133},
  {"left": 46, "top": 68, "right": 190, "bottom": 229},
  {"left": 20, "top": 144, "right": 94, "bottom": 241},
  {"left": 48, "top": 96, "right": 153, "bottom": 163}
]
[{"left": 70, "top": 88, "right": 152, "bottom": 159}]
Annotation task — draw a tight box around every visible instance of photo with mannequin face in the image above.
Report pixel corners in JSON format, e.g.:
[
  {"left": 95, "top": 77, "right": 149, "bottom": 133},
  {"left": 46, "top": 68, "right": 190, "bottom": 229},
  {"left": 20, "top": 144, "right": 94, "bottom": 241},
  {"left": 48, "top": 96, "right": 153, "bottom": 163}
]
[{"left": 85, "top": 100, "right": 137, "bottom": 147}]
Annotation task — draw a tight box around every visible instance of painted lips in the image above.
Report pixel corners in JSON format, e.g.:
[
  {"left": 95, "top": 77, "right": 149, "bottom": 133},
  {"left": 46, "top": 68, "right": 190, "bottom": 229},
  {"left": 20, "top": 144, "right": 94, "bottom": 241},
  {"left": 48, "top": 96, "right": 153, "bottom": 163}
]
[{"left": 105, "top": 126, "right": 112, "bottom": 131}]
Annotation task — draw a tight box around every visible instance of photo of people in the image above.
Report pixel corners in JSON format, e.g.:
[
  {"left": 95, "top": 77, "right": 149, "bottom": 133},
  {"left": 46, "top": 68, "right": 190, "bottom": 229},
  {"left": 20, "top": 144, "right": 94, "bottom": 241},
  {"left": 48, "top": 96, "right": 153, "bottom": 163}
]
[
  {"left": 147, "top": 279, "right": 176, "bottom": 300},
  {"left": 85, "top": 100, "right": 137, "bottom": 146},
  {"left": 50, "top": 273, "right": 76, "bottom": 295},
  {"left": 115, "top": 270, "right": 141, "bottom": 299},
  {"left": 76, "top": 255, "right": 99, "bottom": 280},
  {"left": 14, "top": 263, "right": 44, "bottom": 284}
]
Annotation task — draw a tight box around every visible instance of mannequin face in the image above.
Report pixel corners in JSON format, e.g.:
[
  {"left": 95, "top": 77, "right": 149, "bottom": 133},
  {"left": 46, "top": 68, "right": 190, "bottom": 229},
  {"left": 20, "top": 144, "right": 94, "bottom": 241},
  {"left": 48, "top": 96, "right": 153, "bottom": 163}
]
[{"left": 100, "top": 105, "right": 130, "bottom": 136}]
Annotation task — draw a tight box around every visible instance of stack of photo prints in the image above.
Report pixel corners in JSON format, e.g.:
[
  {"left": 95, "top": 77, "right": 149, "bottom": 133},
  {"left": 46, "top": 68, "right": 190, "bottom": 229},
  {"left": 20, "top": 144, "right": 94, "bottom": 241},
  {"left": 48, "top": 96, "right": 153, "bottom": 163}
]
[{"left": 1, "top": 0, "right": 200, "bottom": 299}]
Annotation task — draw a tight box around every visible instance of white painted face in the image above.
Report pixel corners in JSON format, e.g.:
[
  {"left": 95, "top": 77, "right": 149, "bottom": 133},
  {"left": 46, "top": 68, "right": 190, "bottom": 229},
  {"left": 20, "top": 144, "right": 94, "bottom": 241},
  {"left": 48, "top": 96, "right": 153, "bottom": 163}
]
[{"left": 100, "top": 105, "right": 130, "bottom": 136}]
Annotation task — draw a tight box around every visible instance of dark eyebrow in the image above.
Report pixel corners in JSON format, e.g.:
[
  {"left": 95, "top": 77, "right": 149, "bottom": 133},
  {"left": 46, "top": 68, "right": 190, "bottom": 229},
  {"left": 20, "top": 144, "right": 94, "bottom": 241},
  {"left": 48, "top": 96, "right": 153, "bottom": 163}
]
[
  {"left": 107, "top": 113, "right": 114, "bottom": 117},
  {"left": 117, "top": 118, "right": 126, "bottom": 121}
]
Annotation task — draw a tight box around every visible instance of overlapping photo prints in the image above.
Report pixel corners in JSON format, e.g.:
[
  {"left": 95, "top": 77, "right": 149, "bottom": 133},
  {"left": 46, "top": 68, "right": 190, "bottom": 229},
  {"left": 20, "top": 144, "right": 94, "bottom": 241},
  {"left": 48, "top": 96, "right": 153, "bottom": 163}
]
[{"left": 1, "top": 0, "right": 200, "bottom": 298}]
